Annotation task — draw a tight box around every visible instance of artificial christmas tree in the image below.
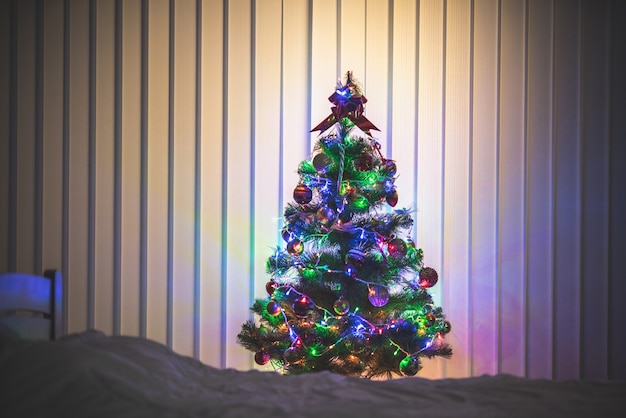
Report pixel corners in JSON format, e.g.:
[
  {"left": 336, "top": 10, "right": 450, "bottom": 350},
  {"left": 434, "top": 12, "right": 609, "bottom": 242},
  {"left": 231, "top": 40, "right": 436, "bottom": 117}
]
[{"left": 238, "top": 72, "right": 451, "bottom": 378}]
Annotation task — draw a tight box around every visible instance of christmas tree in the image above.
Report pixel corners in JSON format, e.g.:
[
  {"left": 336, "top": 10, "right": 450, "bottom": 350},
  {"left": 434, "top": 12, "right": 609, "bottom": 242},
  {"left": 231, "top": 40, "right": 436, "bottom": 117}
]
[{"left": 238, "top": 72, "right": 452, "bottom": 378}]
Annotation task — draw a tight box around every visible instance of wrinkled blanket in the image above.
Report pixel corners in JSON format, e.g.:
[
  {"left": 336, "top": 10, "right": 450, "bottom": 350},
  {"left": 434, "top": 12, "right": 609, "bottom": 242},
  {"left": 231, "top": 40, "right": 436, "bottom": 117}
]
[{"left": 1, "top": 330, "right": 624, "bottom": 418}]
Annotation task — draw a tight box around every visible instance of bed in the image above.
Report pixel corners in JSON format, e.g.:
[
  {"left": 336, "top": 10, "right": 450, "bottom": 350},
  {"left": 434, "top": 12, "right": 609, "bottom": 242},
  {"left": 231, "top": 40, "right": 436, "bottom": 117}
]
[{"left": 1, "top": 271, "right": 625, "bottom": 418}]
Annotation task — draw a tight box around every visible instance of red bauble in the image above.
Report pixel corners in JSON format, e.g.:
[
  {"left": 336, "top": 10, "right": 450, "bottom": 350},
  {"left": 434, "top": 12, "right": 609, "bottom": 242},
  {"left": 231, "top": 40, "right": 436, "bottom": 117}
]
[
  {"left": 265, "top": 280, "right": 277, "bottom": 295},
  {"left": 293, "top": 184, "right": 313, "bottom": 204},
  {"left": 386, "top": 189, "right": 398, "bottom": 207},
  {"left": 254, "top": 351, "right": 271, "bottom": 365},
  {"left": 292, "top": 296, "right": 314, "bottom": 318},
  {"left": 417, "top": 267, "right": 439, "bottom": 288},
  {"left": 387, "top": 238, "right": 407, "bottom": 258}
]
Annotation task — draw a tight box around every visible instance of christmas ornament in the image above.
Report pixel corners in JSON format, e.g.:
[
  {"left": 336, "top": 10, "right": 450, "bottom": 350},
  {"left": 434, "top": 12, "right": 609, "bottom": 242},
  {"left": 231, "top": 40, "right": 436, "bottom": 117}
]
[
  {"left": 368, "top": 285, "right": 389, "bottom": 307},
  {"left": 316, "top": 206, "right": 335, "bottom": 225},
  {"left": 354, "top": 153, "right": 374, "bottom": 171},
  {"left": 254, "top": 351, "right": 271, "bottom": 365},
  {"left": 381, "top": 159, "right": 397, "bottom": 176},
  {"left": 311, "top": 71, "right": 379, "bottom": 133},
  {"left": 283, "top": 346, "right": 303, "bottom": 364},
  {"left": 333, "top": 297, "right": 350, "bottom": 315},
  {"left": 424, "top": 312, "right": 436, "bottom": 327},
  {"left": 312, "top": 153, "right": 332, "bottom": 173},
  {"left": 266, "top": 300, "right": 282, "bottom": 316},
  {"left": 344, "top": 248, "right": 365, "bottom": 277},
  {"left": 386, "top": 189, "right": 398, "bottom": 207},
  {"left": 293, "top": 296, "right": 314, "bottom": 318},
  {"left": 293, "top": 184, "right": 313, "bottom": 204},
  {"left": 346, "top": 248, "right": 366, "bottom": 267},
  {"left": 399, "top": 356, "right": 421, "bottom": 376},
  {"left": 387, "top": 238, "right": 407, "bottom": 258},
  {"left": 265, "top": 280, "right": 277, "bottom": 295},
  {"left": 417, "top": 267, "right": 438, "bottom": 288},
  {"left": 281, "top": 229, "right": 292, "bottom": 242},
  {"left": 287, "top": 239, "right": 304, "bottom": 256},
  {"left": 442, "top": 320, "right": 452, "bottom": 334}
]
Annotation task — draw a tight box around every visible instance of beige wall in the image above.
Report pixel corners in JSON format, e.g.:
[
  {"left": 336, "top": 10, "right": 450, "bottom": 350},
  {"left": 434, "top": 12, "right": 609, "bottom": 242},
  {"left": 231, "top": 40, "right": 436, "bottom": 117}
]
[{"left": 1, "top": 0, "right": 625, "bottom": 380}]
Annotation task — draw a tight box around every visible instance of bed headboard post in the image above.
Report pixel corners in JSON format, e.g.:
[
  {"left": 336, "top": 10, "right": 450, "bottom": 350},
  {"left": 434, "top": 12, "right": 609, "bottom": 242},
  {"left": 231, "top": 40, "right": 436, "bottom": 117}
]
[{"left": 44, "top": 269, "right": 63, "bottom": 340}]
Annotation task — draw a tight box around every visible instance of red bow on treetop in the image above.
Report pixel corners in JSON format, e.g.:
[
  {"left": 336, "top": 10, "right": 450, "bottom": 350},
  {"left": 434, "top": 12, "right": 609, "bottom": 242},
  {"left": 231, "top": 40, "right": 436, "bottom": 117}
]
[{"left": 311, "top": 71, "right": 379, "bottom": 134}]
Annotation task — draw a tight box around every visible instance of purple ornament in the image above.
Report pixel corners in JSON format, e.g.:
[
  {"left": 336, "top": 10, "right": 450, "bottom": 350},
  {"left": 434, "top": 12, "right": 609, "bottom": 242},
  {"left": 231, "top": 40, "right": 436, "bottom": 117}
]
[
  {"left": 345, "top": 248, "right": 366, "bottom": 267},
  {"left": 266, "top": 300, "right": 282, "bottom": 316},
  {"left": 368, "top": 285, "right": 389, "bottom": 307}
]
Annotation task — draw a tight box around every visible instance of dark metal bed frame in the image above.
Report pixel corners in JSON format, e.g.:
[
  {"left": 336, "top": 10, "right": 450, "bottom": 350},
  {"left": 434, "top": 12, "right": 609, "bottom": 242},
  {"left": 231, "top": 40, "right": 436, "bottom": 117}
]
[{"left": 0, "top": 270, "right": 63, "bottom": 340}]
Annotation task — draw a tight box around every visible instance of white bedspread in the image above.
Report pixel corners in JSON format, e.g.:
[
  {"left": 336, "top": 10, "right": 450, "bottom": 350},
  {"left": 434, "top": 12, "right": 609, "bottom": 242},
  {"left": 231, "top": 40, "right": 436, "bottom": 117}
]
[{"left": 1, "top": 330, "right": 624, "bottom": 417}]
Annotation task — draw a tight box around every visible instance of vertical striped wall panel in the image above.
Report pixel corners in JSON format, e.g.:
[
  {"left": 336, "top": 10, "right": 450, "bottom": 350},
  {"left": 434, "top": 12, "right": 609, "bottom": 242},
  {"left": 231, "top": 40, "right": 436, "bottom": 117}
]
[
  {"left": 609, "top": 0, "right": 626, "bottom": 381},
  {"left": 1, "top": 0, "right": 624, "bottom": 380},
  {"left": 416, "top": 0, "right": 445, "bottom": 378},
  {"left": 553, "top": 0, "right": 582, "bottom": 380},
  {"left": 471, "top": 0, "right": 499, "bottom": 378},
  {"left": 0, "top": 1, "right": 10, "bottom": 275},
  {"left": 253, "top": 0, "right": 283, "bottom": 369},
  {"left": 119, "top": 0, "right": 142, "bottom": 339},
  {"left": 525, "top": 0, "right": 553, "bottom": 379},
  {"left": 444, "top": 0, "right": 471, "bottom": 379},
  {"left": 580, "top": 0, "right": 611, "bottom": 381}
]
